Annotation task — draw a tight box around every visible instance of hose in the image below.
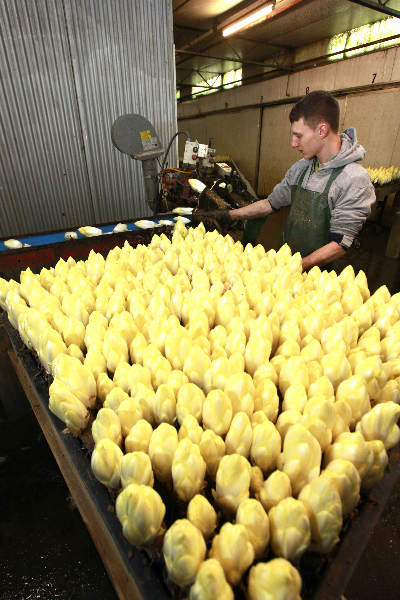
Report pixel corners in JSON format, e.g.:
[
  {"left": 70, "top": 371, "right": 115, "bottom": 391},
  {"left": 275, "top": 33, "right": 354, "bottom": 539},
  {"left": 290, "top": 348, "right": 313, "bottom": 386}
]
[{"left": 161, "top": 130, "right": 191, "bottom": 171}]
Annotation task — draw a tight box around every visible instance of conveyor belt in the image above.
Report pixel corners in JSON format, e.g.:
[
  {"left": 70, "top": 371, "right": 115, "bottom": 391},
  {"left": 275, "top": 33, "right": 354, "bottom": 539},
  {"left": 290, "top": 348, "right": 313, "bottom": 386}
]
[
  {"left": 0, "top": 217, "right": 185, "bottom": 252},
  {"left": 0, "top": 216, "right": 192, "bottom": 277}
]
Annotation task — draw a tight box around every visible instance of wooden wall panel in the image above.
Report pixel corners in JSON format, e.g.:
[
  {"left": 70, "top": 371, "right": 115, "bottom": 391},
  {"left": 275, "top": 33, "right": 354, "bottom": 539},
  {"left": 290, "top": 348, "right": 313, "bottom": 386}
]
[
  {"left": 391, "top": 47, "right": 400, "bottom": 81},
  {"left": 257, "top": 103, "right": 298, "bottom": 197},
  {"left": 341, "top": 89, "right": 400, "bottom": 167},
  {"left": 287, "top": 63, "right": 337, "bottom": 97},
  {"left": 334, "top": 50, "right": 397, "bottom": 89}
]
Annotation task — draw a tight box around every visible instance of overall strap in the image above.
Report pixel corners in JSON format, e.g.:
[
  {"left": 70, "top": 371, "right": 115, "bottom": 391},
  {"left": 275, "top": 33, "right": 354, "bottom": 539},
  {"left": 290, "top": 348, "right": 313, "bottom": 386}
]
[
  {"left": 297, "top": 167, "right": 309, "bottom": 187},
  {"left": 322, "top": 165, "right": 346, "bottom": 193}
]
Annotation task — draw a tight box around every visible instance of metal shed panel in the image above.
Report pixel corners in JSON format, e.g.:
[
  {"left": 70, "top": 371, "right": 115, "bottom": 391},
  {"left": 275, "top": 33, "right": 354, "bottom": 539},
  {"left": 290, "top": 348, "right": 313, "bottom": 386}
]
[
  {"left": 64, "top": 0, "right": 177, "bottom": 223},
  {"left": 0, "top": 0, "right": 94, "bottom": 238}
]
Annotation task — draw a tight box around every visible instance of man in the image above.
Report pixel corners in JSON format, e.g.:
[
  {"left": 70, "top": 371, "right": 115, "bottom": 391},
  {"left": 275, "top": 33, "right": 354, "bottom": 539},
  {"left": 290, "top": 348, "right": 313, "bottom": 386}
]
[{"left": 215, "top": 90, "right": 375, "bottom": 270}]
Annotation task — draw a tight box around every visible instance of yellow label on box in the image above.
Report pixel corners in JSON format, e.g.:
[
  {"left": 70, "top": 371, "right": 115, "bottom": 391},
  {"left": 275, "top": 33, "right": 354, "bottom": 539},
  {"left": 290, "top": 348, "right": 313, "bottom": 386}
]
[{"left": 140, "top": 130, "right": 151, "bottom": 140}]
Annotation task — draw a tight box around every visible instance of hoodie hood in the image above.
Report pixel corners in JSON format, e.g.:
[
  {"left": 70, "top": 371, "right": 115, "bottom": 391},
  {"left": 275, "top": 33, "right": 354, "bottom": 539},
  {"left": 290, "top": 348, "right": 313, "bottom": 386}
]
[{"left": 319, "top": 127, "right": 366, "bottom": 170}]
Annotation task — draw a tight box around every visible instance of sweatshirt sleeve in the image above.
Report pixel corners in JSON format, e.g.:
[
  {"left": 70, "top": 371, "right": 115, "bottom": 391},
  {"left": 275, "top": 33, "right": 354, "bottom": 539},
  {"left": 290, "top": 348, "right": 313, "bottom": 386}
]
[
  {"left": 268, "top": 160, "right": 308, "bottom": 210},
  {"left": 329, "top": 168, "right": 375, "bottom": 249}
]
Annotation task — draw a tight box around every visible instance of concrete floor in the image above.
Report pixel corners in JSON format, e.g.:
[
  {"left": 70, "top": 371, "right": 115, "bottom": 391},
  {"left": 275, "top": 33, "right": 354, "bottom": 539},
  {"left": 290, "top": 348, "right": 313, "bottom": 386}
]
[{"left": 0, "top": 221, "right": 399, "bottom": 600}]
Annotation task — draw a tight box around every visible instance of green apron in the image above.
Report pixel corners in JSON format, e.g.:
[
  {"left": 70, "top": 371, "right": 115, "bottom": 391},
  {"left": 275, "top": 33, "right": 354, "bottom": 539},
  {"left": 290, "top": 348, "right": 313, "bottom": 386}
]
[
  {"left": 279, "top": 165, "right": 345, "bottom": 258},
  {"left": 242, "top": 216, "right": 267, "bottom": 245}
]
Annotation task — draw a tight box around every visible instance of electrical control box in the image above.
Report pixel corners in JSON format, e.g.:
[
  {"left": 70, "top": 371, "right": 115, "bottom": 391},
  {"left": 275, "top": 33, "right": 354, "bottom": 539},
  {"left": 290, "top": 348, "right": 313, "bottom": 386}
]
[
  {"left": 183, "top": 140, "right": 201, "bottom": 165},
  {"left": 183, "top": 139, "right": 217, "bottom": 169}
]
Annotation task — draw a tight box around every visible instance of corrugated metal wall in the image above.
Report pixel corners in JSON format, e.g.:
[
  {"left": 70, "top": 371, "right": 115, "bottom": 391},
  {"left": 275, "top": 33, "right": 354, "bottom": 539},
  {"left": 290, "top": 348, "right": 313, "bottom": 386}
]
[
  {"left": 0, "top": 0, "right": 177, "bottom": 238},
  {"left": 0, "top": 0, "right": 94, "bottom": 238},
  {"left": 64, "top": 0, "right": 177, "bottom": 224}
]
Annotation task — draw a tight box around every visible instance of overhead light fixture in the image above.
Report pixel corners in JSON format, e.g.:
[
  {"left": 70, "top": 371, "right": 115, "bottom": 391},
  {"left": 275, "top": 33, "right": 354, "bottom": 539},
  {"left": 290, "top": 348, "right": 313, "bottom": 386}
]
[{"left": 222, "top": 2, "right": 274, "bottom": 37}]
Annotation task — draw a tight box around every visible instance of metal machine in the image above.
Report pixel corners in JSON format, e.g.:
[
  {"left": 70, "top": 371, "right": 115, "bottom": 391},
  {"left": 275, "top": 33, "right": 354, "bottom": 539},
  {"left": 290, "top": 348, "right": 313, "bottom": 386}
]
[{"left": 111, "top": 113, "right": 258, "bottom": 217}]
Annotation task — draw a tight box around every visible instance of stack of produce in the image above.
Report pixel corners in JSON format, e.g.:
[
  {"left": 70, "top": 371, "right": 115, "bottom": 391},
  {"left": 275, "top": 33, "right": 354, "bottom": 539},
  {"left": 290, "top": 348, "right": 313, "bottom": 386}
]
[
  {"left": 1, "top": 217, "right": 400, "bottom": 599},
  {"left": 366, "top": 165, "right": 400, "bottom": 186}
]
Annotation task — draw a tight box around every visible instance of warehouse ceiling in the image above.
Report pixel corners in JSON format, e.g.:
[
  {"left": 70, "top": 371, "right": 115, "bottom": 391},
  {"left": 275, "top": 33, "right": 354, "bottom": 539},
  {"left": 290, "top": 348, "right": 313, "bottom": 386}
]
[{"left": 174, "top": 0, "right": 400, "bottom": 94}]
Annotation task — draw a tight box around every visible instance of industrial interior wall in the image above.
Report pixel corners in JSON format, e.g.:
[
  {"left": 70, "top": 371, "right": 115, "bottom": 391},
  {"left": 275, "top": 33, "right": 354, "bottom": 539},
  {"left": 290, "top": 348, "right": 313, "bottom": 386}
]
[
  {"left": 0, "top": 0, "right": 177, "bottom": 238},
  {"left": 178, "top": 46, "right": 400, "bottom": 200}
]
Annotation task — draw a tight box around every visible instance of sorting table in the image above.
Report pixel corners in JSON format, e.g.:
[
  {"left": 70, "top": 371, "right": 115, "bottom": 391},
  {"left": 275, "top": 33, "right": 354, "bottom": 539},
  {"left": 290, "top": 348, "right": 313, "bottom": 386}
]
[{"left": 1, "top": 312, "right": 400, "bottom": 600}]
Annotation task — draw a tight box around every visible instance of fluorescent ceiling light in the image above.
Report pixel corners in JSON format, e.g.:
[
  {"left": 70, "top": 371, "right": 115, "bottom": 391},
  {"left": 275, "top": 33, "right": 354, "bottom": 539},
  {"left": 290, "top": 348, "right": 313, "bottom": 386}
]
[{"left": 222, "top": 3, "right": 274, "bottom": 37}]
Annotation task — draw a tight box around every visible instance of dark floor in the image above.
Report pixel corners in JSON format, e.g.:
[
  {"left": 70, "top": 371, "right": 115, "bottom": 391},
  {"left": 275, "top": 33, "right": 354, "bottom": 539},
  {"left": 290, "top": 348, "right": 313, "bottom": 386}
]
[
  {"left": 0, "top": 222, "right": 399, "bottom": 600},
  {"left": 0, "top": 413, "right": 117, "bottom": 600}
]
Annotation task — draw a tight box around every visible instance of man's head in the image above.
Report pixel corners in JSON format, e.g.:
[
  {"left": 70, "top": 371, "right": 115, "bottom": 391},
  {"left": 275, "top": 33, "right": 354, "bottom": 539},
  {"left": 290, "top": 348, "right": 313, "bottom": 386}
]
[{"left": 289, "top": 91, "right": 340, "bottom": 160}]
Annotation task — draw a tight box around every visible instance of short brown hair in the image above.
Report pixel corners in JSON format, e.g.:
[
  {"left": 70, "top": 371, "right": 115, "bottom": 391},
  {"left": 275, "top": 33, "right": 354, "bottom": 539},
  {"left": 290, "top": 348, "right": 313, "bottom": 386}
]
[{"left": 289, "top": 90, "right": 339, "bottom": 132}]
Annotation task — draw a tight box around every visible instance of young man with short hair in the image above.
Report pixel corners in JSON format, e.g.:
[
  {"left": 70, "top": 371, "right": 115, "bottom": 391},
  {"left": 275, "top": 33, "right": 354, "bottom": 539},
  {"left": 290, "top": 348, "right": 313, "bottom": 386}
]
[{"left": 222, "top": 90, "right": 375, "bottom": 270}]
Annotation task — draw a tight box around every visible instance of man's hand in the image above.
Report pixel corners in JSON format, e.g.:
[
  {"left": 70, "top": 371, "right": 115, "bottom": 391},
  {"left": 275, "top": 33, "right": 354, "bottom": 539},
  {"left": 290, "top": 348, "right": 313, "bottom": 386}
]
[
  {"left": 195, "top": 198, "right": 273, "bottom": 224},
  {"left": 194, "top": 208, "right": 232, "bottom": 227}
]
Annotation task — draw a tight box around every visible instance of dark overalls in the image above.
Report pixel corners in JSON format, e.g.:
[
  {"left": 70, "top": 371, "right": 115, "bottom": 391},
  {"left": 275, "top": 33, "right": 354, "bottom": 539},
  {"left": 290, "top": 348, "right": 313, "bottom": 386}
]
[
  {"left": 243, "top": 165, "right": 344, "bottom": 264},
  {"left": 279, "top": 165, "right": 345, "bottom": 257}
]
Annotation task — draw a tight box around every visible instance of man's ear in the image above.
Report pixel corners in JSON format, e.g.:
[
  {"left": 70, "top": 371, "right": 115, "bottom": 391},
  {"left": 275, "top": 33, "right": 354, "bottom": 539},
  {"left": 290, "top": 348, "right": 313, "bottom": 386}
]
[{"left": 319, "top": 122, "right": 329, "bottom": 138}]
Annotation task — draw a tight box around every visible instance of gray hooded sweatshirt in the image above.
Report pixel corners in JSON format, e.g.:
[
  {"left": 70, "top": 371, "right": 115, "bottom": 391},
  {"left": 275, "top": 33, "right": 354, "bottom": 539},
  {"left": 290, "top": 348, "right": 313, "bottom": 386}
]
[{"left": 268, "top": 128, "right": 376, "bottom": 249}]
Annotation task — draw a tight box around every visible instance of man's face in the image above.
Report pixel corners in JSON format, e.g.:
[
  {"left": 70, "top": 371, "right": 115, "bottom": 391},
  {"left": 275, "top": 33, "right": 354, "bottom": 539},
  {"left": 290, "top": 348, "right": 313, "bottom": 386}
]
[{"left": 290, "top": 117, "right": 323, "bottom": 160}]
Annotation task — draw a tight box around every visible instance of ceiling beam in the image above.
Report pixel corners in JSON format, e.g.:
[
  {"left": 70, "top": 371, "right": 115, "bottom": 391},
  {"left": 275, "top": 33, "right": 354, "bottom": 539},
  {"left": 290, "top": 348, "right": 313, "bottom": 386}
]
[
  {"left": 175, "top": 48, "right": 293, "bottom": 70},
  {"left": 174, "top": 23, "right": 207, "bottom": 33},
  {"left": 178, "top": 82, "right": 215, "bottom": 89},
  {"left": 347, "top": 0, "right": 400, "bottom": 17},
  {"left": 174, "top": 23, "right": 292, "bottom": 49},
  {"left": 177, "top": 66, "right": 222, "bottom": 75},
  {"left": 173, "top": 0, "right": 193, "bottom": 13},
  {"left": 175, "top": 41, "right": 292, "bottom": 69}
]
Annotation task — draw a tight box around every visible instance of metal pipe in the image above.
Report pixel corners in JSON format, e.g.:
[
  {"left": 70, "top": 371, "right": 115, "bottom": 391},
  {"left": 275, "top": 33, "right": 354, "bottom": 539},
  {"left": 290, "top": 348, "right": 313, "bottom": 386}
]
[
  {"left": 180, "top": 81, "right": 216, "bottom": 90},
  {"left": 347, "top": 0, "right": 400, "bottom": 18},
  {"left": 175, "top": 48, "right": 293, "bottom": 70},
  {"left": 141, "top": 159, "right": 159, "bottom": 211}
]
